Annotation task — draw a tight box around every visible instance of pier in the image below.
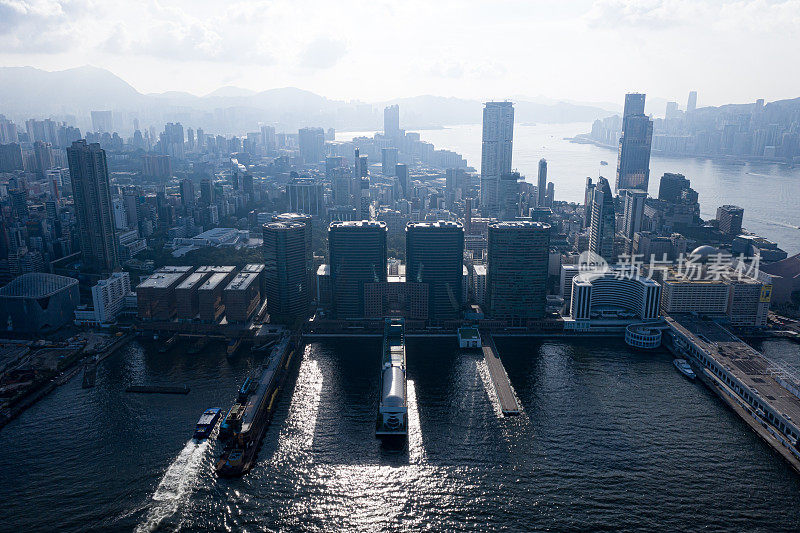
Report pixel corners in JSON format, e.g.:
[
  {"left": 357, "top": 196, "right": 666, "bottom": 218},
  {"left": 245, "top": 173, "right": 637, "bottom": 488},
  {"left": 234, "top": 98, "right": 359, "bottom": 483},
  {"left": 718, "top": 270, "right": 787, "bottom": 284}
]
[
  {"left": 666, "top": 315, "right": 800, "bottom": 473},
  {"left": 480, "top": 332, "right": 520, "bottom": 416}
]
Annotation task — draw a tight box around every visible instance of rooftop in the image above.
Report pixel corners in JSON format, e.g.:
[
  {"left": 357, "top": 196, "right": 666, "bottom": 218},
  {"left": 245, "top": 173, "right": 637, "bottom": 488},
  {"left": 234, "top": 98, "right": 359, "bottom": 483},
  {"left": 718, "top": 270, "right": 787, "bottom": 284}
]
[
  {"left": 137, "top": 272, "right": 185, "bottom": 290},
  {"left": 0, "top": 273, "right": 78, "bottom": 299},
  {"left": 224, "top": 272, "right": 260, "bottom": 292}
]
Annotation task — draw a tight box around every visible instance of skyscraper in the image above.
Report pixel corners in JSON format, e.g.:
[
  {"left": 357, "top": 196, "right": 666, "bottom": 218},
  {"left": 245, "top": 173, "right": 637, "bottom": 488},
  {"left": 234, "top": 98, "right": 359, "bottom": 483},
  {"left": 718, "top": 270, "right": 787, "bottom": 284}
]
[
  {"left": 498, "top": 172, "right": 521, "bottom": 220},
  {"left": 537, "top": 158, "right": 547, "bottom": 206},
  {"left": 615, "top": 93, "right": 653, "bottom": 192},
  {"left": 298, "top": 127, "right": 325, "bottom": 164},
  {"left": 328, "top": 221, "right": 387, "bottom": 319},
  {"left": 589, "top": 176, "right": 615, "bottom": 261},
  {"left": 480, "top": 102, "right": 514, "bottom": 215},
  {"left": 382, "top": 147, "right": 398, "bottom": 176},
  {"left": 384, "top": 104, "right": 400, "bottom": 144},
  {"left": 406, "top": 221, "right": 465, "bottom": 322},
  {"left": 486, "top": 221, "right": 550, "bottom": 322},
  {"left": 620, "top": 188, "right": 648, "bottom": 242},
  {"left": 396, "top": 163, "right": 409, "bottom": 199},
  {"left": 716, "top": 205, "right": 744, "bottom": 235},
  {"left": 583, "top": 177, "right": 595, "bottom": 228},
  {"left": 287, "top": 177, "right": 323, "bottom": 215},
  {"left": 67, "top": 140, "right": 119, "bottom": 272},
  {"left": 658, "top": 173, "right": 691, "bottom": 203},
  {"left": 263, "top": 221, "right": 309, "bottom": 323},
  {"left": 687, "top": 91, "right": 698, "bottom": 114}
]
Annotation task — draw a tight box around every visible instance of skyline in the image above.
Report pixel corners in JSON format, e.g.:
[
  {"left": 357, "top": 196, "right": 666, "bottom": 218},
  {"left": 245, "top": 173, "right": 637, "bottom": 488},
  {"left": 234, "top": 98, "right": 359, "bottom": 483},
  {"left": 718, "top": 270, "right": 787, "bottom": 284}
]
[{"left": 1, "top": 0, "right": 799, "bottom": 105}]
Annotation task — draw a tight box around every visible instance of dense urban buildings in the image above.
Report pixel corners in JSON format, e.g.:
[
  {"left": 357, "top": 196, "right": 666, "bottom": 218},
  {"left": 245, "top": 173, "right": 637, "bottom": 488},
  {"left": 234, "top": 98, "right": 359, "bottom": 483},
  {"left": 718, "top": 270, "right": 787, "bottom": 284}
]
[{"left": 588, "top": 176, "right": 616, "bottom": 261}]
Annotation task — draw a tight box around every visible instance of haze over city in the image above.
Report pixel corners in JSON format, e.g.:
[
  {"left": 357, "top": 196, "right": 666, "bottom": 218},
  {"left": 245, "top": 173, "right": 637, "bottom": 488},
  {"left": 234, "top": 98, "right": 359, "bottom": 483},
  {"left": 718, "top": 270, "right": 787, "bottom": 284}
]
[
  {"left": 2, "top": 0, "right": 799, "bottom": 104},
  {"left": 2, "top": 1, "right": 800, "bottom": 531}
]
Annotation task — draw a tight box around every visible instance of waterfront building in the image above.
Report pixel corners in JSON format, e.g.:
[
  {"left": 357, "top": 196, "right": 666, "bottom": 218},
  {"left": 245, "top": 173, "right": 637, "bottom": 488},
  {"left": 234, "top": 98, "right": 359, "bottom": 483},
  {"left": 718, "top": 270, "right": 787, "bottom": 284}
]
[
  {"left": 198, "top": 270, "right": 236, "bottom": 322},
  {"left": 0, "top": 273, "right": 79, "bottom": 333},
  {"left": 175, "top": 271, "right": 211, "bottom": 320},
  {"left": 363, "top": 281, "right": 428, "bottom": 321},
  {"left": 568, "top": 271, "right": 662, "bottom": 326},
  {"left": 486, "top": 221, "right": 550, "bottom": 322},
  {"left": 263, "top": 221, "right": 309, "bottom": 323},
  {"left": 588, "top": 177, "right": 615, "bottom": 261},
  {"left": 480, "top": 102, "right": 514, "bottom": 215},
  {"left": 406, "top": 221, "right": 465, "bottom": 322},
  {"left": 328, "top": 220, "right": 387, "bottom": 319},
  {"left": 615, "top": 93, "right": 653, "bottom": 191},
  {"left": 658, "top": 173, "right": 691, "bottom": 203},
  {"left": 223, "top": 272, "right": 261, "bottom": 323},
  {"left": 136, "top": 266, "right": 193, "bottom": 320},
  {"left": 90, "top": 272, "right": 131, "bottom": 324},
  {"left": 716, "top": 205, "right": 744, "bottom": 235},
  {"left": 67, "top": 140, "right": 119, "bottom": 272}
]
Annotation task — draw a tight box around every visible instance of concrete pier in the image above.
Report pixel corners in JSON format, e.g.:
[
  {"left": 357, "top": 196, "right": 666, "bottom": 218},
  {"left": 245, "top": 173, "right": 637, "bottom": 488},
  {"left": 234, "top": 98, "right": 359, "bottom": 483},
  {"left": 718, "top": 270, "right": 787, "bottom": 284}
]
[{"left": 481, "top": 332, "right": 520, "bottom": 416}]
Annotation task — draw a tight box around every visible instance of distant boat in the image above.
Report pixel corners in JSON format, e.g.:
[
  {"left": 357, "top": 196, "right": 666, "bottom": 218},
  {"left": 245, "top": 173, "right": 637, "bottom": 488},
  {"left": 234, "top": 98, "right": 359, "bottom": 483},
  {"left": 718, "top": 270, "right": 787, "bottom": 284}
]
[
  {"left": 673, "top": 359, "right": 696, "bottom": 380},
  {"left": 600, "top": 160, "right": 609, "bottom": 166}
]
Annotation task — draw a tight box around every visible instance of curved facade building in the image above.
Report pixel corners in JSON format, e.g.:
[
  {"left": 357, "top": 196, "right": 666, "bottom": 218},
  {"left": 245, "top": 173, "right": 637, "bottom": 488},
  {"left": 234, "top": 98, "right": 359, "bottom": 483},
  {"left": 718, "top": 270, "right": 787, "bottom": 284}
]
[
  {"left": 570, "top": 271, "right": 661, "bottom": 322},
  {"left": 625, "top": 323, "right": 663, "bottom": 349},
  {"left": 0, "top": 273, "right": 80, "bottom": 333}
]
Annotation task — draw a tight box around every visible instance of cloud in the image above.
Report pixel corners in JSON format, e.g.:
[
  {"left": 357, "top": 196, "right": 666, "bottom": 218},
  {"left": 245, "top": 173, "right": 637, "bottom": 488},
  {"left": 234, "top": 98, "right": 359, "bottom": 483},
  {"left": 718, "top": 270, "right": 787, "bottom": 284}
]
[
  {"left": 583, "top": 0, "right": 697, "bottom": 29},
  {"left": 0, "top": 0, "right": 89, "bottom": 52},
  {"left": 298, "top": 36, "right": 348, "bottom": 69}
]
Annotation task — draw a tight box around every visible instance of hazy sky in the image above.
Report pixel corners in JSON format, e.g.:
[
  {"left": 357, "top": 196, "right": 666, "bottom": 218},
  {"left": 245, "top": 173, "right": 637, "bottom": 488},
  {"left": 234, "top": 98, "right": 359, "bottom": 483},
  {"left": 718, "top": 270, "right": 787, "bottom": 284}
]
[{"left": 1, "top": 0, "right": 798, "bottom": 105}]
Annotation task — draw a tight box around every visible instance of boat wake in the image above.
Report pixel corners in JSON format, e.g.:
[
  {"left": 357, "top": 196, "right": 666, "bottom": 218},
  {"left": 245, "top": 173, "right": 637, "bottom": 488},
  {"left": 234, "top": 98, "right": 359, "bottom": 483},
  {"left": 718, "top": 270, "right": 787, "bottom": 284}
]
[{"left": 135, "top": 438, "right": 209, "bottom": 532}]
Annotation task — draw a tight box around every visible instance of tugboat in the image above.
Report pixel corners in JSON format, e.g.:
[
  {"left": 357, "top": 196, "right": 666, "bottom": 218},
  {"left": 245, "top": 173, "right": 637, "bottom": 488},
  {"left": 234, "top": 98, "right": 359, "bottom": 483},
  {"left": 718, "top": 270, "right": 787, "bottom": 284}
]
[
  {"left": 673, "top": 358, "right": 696, "bottom": 380},
  {"left": 194, "top": 408, "right": 222, "bottom": 439}
]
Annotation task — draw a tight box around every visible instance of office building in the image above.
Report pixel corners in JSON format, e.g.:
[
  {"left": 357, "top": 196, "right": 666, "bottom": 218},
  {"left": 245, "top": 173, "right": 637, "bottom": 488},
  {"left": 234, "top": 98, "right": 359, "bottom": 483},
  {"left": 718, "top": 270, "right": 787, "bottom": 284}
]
[
  {"left": 498, "top": 172, "right": 521, "bottom": 220},
  {"left": 621, "top": 188, "right": 647, "bottom": 241},
  {"left": 175, "top": 270, "right": 212, "bottom": 320},
  {"left": 588, "top": 176, "right": 615, "bottom": 261},
  {"left": 143, "top": 154, "right": 172, "bottom": 180},
  {"left": 687, "top": 91, "right": 697, "bottom": 114},
  {"left": 198, "top": 269, "right": 236, "bottom": 322},
  {"left": 396, "top": 163, "right": 409, "bottom": 198},
  {"left": 480, "top": 102, "right": 514, "bottom": 215},
  {"left": 298, "top": 127, "right": 325, "bottom": 164},
  {"left": 382, "top": 147, "right": 398, "bottom": 176},
  {"left": 384, "top": 104, "right": 400, "bottom": 143},
  {"left": 406, "top": 221, "right": 465, "bottom": 321},
  {"left": 717, "top": 205, "right": 744, "bottom": 235},
  {"left": 537, "top": 159, "right": 547, "bottom": 206},
  {"left": 615, "top": 93, "right": 653, "bottom": 191},
  {"left": 67, "top": 140, "right": 119, "bottom": 272},
  {"left": 263, "top": 221, "right": 309, "bottom": 323},
  {"left": 328, "top": 220, "right": 387, "bottom": 319},
  {"left": 486, "top": 221, "right": 550, "bottom": 322},
  {"left": 658, "top": 173, "right": 691, "bottom": 203},
  {"left": 286, "top": 177, "right": 323, "bottom": 216},
  {"left": 136, "top": 266, "right": 193, "bottom": 320}
]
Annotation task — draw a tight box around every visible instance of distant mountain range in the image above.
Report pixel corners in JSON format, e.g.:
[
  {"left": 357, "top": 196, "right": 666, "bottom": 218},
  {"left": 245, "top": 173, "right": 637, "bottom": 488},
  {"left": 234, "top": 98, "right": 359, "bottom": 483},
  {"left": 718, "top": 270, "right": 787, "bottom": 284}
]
[{"left": 0, "top": 66, "right": 620, "bottom": 133}]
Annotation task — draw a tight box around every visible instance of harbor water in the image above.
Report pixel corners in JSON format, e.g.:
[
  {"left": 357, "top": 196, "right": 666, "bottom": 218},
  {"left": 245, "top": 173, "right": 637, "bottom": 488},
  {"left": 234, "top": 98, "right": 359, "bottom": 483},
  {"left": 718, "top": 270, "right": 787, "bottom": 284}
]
[{"left": 2, "top": 337, "right": 800, "bottom": 531}]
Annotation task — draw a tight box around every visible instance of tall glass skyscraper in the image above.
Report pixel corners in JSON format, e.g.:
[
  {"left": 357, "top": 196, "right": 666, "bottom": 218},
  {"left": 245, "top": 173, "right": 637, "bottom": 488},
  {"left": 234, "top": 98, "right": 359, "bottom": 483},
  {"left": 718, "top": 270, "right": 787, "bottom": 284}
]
[
  {"left": 328, "top": 220, "right": 387, "bottom": 319},
  {"left": 67, "top": 140, "right": 119, "bottom": 272},
  {"left": 263, "top": 220, "right": 309, "bottom": 323},
  {"left": 480, "top": 102, "right": 514, "bottom": 215},
  {"left": 615, "top": 93, "right": 653, "bottom": 192},
  {"left": 406, "top": 221, "right": 464, "bottom": 322},
  {"left": 589, "top": 176, "right": 616, "bottom": 261},
  {"left": 486, "top": 221, "right": 550, "bottom": 323}
]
